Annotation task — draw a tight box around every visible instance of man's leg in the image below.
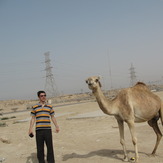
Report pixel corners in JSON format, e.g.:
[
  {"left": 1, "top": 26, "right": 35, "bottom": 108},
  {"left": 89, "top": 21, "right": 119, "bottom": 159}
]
[
  {"left": 44, "top": 129, "right": 55, "bottom": 163},
  {"left": 36, "top": 130, "right": 45, "bottom": 163}
]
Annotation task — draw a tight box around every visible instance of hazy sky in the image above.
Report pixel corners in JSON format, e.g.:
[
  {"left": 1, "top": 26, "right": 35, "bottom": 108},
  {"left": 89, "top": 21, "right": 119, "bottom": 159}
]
[{"left": 0, "top": 0, "right": 163, "bottom": 100}]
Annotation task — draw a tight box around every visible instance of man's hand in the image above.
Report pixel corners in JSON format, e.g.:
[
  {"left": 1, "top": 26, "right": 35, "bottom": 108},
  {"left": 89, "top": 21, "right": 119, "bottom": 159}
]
[
  {"left": 51, "top": 115, "right": 60, "bottom": 133},
  {"left": 55, "top": 126, "right": 60, "bottom": 133},
  {"left": 28, "top": 129, "right": 34, "bottom": 136},
  {"left": 29, "top": 132, "right": 34, "bottom": 138},
  {"left": 28, "top": 116, "right": 35, "bottom": 137}
]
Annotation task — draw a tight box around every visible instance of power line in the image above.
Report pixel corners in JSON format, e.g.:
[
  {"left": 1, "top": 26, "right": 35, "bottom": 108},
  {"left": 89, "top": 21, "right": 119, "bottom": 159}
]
[{"left": 107, "top": 51, "right": 113, "bottom": 90}]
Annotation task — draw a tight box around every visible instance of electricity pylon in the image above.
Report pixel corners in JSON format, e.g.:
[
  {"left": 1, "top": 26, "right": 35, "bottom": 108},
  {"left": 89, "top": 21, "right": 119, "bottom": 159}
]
[
  {"left": 44, "top": 52, "right": 59, "bottom": 98},
  {"left": 129, "top": 63, "right": 137, "bottom": 86}
]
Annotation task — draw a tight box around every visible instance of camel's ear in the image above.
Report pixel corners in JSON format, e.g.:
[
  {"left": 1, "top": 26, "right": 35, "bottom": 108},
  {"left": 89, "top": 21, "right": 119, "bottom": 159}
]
[
  {"left": 98, "top": 76, "right": 101, "bottom": 80},
  {"left": 85, "top": 80, "right": 88, "bottom": 84},
  {"left": 99, "top": 81, "right": 102, "bottom": 87}
]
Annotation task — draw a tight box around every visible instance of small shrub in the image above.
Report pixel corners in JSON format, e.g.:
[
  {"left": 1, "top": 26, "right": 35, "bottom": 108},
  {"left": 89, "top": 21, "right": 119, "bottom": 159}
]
[
  {"left": 0, "top": 122, "right": 7, "bottom": 127},
  {"left": 26, "top": 106, "right": 32, "bottom": 110},
  {"left": 11, "top": 108, "right": 18, "bottom": 112},
  {"left": 1, "top": 117, "right": 9, "bottom": 120},
  {"left": 10, "top": 116, "right": 16, "bottom": 119}
]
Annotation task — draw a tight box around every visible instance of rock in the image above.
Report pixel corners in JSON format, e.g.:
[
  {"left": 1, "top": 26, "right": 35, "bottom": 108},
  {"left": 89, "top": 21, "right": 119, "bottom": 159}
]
[
  {"left": 0, "top": 137, "right": 11, "bottom": 144},
  {"left": 0, "top": 158, "right": 5, "bottom": 162}
]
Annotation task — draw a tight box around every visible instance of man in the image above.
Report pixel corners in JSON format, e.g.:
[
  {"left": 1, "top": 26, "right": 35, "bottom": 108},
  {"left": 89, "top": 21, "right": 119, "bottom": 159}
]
[{"left": 28, "top": 91, "right": 59, "bottom": 163}]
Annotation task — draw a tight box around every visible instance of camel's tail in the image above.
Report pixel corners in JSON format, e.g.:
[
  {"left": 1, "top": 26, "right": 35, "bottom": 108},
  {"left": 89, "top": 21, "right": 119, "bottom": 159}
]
[{"left": 160, "top": 102, "right": 163, "bottom": 125}]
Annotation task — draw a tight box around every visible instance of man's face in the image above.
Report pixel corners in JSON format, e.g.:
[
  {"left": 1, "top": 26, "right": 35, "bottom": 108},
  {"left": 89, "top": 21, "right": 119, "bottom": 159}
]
[{"left": 39, "top": 93, "right": 46, "bottom": 102}]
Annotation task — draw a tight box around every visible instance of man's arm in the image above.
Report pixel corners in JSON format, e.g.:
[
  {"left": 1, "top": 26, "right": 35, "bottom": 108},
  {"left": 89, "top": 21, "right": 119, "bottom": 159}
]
[
  {"left": 28, "top": 116, "right": 36, "bottom": 135},
  {"left": 51, "top": 115, "right": 60, "bottom": 133}
]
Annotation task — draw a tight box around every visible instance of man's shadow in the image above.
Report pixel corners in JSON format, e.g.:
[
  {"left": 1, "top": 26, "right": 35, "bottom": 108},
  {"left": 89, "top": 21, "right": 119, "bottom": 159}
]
[
  {"left": 62, "top": 149, "right": 147, "bottom": 161},
  {"left": 26, "top": 153, "right": 38, "bottom": 163}
]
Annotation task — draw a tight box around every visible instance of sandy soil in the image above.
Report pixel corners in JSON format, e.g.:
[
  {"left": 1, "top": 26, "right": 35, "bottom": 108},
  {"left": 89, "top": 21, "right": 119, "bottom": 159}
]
[{"left": 1, "top": 92, "right": 163, "bottom": 163}]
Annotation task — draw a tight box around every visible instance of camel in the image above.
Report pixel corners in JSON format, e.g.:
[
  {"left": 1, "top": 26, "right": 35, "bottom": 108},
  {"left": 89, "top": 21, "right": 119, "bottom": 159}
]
[{"left": 85, "top": 76, "right": 163, "bottom": 162}]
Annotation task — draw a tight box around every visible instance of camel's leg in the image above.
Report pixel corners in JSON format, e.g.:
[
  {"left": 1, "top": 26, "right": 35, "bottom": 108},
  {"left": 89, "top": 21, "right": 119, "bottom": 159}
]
[
  {"left": 127, "top": 120, "right": 138, "bottom": 163},
  {"left": 117, "top": 119, "right": 128, "bottom": 161},
  {"left": 148, "top": 118, "right": 162, "bottom": 156}
]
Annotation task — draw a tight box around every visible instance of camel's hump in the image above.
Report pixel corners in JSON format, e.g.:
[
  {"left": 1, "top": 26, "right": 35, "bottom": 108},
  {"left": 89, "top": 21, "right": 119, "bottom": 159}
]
[
  {"left": 133, "top": 82, "right": 150, "bottom": 91},
  {"left": 135, "top": 82, "right": 146, "bottom": 86}
]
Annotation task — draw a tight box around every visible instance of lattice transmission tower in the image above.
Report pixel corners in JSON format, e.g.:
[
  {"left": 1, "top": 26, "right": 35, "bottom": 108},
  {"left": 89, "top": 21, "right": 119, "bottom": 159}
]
[
  {"left": 44, "top": 52, "right": 59, "bottom": 98},
  {"left": 129, "top": 63, "right": 137, "bottom": 86}
]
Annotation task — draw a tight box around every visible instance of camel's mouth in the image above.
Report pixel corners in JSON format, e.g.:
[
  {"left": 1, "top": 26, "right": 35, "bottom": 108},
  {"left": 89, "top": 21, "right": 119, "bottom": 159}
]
[
  {"left": 86, "top": 80, "right": 96, "bottom": 90},
  {"left": 86, "top": 80, "right": 92, "bottom": 86},
  {"left": 88, "top": 83, "right": 92, "bottom": 86}
]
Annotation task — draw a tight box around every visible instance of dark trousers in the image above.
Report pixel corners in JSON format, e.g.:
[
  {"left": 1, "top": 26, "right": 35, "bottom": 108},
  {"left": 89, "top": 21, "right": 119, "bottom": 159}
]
[{"left": 36, "top": 129, "right": 55, "bottom": 163}]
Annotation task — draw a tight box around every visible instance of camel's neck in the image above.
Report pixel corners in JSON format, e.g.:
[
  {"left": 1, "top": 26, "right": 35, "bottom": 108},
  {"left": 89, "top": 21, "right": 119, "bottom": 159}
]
[{"left": 93, "top": 87, "right": 116, "bottom": 115}]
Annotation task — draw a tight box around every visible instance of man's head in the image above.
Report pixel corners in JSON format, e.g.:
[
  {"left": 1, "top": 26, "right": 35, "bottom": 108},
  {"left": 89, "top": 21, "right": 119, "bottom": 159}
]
[{"left": 37, "top": 90, "right": 46, "bottom": 103}]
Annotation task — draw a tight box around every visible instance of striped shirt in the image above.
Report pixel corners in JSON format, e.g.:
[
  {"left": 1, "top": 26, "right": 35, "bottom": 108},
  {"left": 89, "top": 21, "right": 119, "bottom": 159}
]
[{"left": 31, "top": 103, "right": 55, "bottom": 130}]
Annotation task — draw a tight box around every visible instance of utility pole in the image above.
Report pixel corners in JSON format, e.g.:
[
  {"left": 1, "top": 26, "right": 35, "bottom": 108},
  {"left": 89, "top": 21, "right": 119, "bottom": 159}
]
[
  {"left": 107, "top": 51, "right": 113, "bottom": 90},
  {"left": 129, "top": 63, "right": 137, "bottom": 86},
  {"left": 44, "top": 52, "right": 59, "bottom": 98}
]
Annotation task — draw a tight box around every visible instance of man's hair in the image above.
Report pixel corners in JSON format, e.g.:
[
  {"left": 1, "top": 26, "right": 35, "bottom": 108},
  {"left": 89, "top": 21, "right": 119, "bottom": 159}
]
[{"left": 37, "top": 90, "right": 46, "bottom": 97}]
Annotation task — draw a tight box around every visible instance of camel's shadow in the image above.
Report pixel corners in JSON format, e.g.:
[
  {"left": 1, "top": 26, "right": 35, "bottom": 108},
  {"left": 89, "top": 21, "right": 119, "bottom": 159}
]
[{"left": 62, "top": 149, "right": 147, "bottom": 161}]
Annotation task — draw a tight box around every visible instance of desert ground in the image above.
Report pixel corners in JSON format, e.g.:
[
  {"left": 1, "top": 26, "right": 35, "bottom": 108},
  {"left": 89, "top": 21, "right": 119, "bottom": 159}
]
[{"left": 1, "top": 91, "right": 163, "bottom": 163}]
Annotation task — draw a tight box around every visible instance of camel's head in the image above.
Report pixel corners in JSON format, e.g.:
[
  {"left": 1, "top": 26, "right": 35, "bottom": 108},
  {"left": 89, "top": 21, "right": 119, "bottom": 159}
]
[{"left": 85, "top": 76, "right": 102, "bottom": 90}]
